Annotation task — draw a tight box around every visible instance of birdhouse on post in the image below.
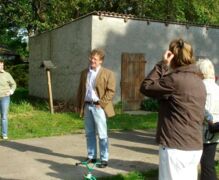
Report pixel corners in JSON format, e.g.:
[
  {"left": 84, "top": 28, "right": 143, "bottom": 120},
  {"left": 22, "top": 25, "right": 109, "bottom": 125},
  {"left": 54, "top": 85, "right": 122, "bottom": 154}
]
[{"left": 40, "top": 60, "right": 56, "bottom": 114}]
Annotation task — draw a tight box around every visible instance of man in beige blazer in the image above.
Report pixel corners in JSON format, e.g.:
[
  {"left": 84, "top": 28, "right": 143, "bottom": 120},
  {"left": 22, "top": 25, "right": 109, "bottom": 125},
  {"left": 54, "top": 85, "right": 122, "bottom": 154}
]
[{"left": 76, "top": 48, "right": 116, "bottom": 168}]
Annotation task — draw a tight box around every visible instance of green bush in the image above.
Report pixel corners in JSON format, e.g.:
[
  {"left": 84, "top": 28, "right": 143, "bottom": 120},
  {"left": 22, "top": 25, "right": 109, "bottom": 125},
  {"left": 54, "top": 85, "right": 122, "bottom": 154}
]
[
  {"left": 141, "top": 98, "right": 159, "bottom": 112},
  {"left": 5, "top": 63, "right": 28, "bottom": 88},
  {"left": 11, "top": 88, "right": 48, "bottom": 111}
]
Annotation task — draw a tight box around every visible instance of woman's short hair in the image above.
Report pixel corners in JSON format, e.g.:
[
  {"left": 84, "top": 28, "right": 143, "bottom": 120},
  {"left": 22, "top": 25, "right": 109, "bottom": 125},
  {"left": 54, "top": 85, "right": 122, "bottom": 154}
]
[
  {"left": 169, "top": 38, "right": 195, "bottom": 69},
  {"left": 196, "top": 58, "right": 215, "bottom": 79}
]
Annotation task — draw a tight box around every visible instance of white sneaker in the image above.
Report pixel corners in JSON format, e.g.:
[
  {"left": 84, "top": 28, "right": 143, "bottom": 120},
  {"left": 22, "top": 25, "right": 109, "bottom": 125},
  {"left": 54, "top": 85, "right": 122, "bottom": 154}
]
[{"left": 3, "top": 136, "right": 8, "bottom": 140}]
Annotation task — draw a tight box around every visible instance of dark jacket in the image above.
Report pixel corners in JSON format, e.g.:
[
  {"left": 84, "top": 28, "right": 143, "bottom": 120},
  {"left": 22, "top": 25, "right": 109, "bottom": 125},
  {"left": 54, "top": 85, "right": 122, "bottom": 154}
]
[{"left": 140, "top": 62, "right": 206, "bottom": 150}]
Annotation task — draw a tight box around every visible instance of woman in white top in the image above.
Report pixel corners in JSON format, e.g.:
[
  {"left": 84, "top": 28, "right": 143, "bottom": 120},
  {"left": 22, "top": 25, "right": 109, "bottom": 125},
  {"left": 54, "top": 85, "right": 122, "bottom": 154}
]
[{"left": 196, "top": 58, "right": 219, "bottom": 180}]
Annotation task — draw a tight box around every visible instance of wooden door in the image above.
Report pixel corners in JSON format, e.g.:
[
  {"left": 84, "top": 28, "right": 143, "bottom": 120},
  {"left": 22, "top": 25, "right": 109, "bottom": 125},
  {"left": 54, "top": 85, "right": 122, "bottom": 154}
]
[{"left": 121, "top": 53, "right": 146, "bottom": 111}]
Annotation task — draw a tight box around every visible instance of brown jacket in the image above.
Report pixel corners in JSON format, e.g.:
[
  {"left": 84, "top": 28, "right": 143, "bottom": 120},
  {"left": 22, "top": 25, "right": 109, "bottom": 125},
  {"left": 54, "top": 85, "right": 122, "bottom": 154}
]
[
  {"left": 140, "top": 62, "right": 206, "bottom": 150},
  {"left": 76, "top": 67, "right": 116, "bottom": 117}
]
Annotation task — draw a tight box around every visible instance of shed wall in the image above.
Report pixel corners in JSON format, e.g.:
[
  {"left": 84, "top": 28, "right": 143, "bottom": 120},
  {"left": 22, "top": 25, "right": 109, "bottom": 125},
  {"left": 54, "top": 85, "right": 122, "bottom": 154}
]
[
  {"left": 29, "top": 14, "right": 219, "bottom": 104},
  {"left": 91, "top": 16, "right": 219, "bottom": 102},
  {"left": 29, "top": 16, "right": 92, "bottom": 102}
]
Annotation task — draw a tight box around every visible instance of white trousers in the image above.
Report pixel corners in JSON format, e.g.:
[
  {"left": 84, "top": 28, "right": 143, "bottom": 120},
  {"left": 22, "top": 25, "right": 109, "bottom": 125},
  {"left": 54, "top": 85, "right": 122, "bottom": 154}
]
[{"left": 159, "top": 146, "right": 202, "bottom": 180}]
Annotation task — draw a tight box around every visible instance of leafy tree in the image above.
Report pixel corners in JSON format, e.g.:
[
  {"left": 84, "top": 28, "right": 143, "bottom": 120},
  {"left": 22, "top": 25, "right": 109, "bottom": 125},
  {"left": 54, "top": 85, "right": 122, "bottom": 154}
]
[
  {"left": 0, "top": 0, "right": 219, "bottom": 60},
  {"left": 1, "top": 0, "right": 219, "bottom": 36},
  {"left": 140, "top": 0, "right": 219, "bottom": 24}
]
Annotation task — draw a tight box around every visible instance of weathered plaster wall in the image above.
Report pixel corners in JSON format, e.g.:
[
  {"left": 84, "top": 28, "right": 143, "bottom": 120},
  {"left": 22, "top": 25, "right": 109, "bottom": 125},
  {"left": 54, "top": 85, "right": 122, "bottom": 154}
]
[
  {"left": 29, "top": 14, "right": 219, "bottom": 103},
  {"left": 29, "top": 16, "right": 92, "bottom": 101},
  {"left": 91, "top": 15, "right": 219, "bottom": 102}
]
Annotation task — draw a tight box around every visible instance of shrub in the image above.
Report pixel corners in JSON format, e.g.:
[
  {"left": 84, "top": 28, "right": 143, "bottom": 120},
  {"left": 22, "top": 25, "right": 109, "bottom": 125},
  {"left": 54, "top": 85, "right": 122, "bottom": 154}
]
[
  {"left": 141, "top": 98, "right": 159, "bottom": 112},
  {"left": 5, "top": 63, "right": 28, "bottom": 88}
]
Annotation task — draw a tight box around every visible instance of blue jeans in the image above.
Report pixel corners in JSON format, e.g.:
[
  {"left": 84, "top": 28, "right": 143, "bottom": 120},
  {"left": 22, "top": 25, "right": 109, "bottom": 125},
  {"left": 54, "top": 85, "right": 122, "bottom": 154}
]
[
  {"left": 84, "top": 104, "right": 108, "bottom": 161},
  {"left": 0, "top": 96, "right": 10, "bottom": 137}
]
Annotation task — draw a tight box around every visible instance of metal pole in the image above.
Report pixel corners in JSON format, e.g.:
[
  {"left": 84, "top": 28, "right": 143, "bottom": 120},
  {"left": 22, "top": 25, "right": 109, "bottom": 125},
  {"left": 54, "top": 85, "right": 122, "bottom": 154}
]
[{"left": 46, "top": 69, "right": 54, "bottom": 114}]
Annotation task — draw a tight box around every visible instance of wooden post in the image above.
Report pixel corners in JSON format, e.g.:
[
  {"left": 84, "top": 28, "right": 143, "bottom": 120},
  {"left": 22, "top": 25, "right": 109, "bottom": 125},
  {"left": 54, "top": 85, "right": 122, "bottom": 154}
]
[
  {"left": 46, "top": 69, "right": 54, "bottom": 114},
  {"left": 40, "top": 60, "right": 55, "bottom": 114}
]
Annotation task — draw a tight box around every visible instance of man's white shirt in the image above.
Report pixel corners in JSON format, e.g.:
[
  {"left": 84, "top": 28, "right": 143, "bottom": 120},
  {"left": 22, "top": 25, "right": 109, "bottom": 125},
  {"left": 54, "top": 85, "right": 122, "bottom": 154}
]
[{"left": 85, "top": 66, "right": 101, "bottom": 102}]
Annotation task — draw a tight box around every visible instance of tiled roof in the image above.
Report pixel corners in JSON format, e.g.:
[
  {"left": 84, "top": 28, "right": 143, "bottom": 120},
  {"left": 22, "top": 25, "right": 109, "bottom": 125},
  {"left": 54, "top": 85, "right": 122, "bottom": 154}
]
[
  {"left": 95, "top": 11, "right": 135, "bottom": 18},
  {"left": 90, "top": 11, "right": 219, "bottom": 29},
  {"left": 93, "top": 11, "right": 135, "bottom": 22},
  {"left": 32, "top": 10, "right": 219, "bottom": 37}
]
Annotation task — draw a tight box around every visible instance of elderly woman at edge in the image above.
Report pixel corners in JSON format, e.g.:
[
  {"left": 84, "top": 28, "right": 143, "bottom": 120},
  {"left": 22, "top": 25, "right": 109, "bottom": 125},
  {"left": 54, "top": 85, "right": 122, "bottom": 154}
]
[{"left": 197, "top": 58, "right": 219, "bottom": 180}]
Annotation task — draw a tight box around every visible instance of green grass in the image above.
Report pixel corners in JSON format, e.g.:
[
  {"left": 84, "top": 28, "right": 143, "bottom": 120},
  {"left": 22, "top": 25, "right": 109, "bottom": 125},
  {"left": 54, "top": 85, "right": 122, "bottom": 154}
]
[
  {"left": 99, "top": 169, "right": 158, "bottom": 180},
  {"left": 9, "top": 111, "right": 83, "bottom": 139},
  {"left": 8, "top": 88, "right": 84, "bottom": 139},
  {"left": 8, "top": 88, "right": 157, "bottom": 139},
  {"left": 108, "top": 113, "right": 157, "bottom": 130}
]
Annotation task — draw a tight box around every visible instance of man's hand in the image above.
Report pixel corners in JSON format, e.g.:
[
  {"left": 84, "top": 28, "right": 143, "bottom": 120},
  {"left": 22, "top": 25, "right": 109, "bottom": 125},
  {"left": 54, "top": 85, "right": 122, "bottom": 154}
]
[
  {"left": 208, "top": 122, "right": 219, "bottom": 133},
  {"left": 5, "top": 91, "right": 10, "bottom": 96}
]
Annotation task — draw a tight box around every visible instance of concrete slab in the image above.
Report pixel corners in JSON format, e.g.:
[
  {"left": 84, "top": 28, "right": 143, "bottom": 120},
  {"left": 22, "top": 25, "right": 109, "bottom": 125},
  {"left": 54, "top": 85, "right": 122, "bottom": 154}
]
[
  {"left": 1, "top": 130, "right": 218, "bottom": 180},
  {"left": 0, "top": 130, "right": 159, "bottom": 180}
]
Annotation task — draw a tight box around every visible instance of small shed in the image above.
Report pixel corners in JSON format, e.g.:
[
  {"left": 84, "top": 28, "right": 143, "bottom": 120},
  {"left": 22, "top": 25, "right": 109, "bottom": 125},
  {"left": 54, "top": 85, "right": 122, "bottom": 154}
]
[
  {"left": 0, "top": 45, "right": 20, "bottom": 63},
  {"left": 29, "top": 11, "right": 219, "bottom": 110}
]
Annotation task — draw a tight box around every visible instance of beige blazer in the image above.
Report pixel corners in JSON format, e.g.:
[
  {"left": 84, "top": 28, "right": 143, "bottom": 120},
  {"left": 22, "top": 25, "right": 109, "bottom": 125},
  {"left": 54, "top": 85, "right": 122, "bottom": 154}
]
[{"left": 76, "top": 67, "right": 116, "bottom": 117}]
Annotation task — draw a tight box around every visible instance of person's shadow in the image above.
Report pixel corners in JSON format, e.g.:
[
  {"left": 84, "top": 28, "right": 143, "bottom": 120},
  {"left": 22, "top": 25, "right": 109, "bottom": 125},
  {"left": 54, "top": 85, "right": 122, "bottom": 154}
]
[{"left": 0, "top": 141, "right": 73, "bottom": 159}]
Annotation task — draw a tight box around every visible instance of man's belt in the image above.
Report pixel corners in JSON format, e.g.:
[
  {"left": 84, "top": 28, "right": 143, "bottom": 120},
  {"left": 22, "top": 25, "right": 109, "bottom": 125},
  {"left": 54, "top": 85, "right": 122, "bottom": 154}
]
[{"left": 84, "top": 101, "right": 100, "bottom": 105}]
